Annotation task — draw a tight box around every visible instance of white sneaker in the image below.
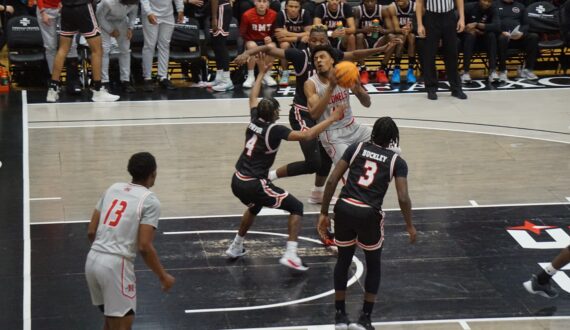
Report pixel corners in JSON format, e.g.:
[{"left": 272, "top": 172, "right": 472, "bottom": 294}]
[
  {"left": 279, "top": 252, "right": 309, "bottom": 271},
  {"left": 519, "top": 68, "right": 538, "bottom": 80},
  {"left": 225, "top": 242, "right": 247, "bottom": 258},
  {"left": 91, "top": 87, "right": 120, "bottom": 102},
  {"left": 192, "top": 81, "right": 209, "bottom": 88},
  {"left": 46, "top": 86, "right": 59, "bottom": 103},
  {"left": 242, "top": 75, "right": 255, "bottom": 88},
  {"left": 461, "top": 72, "right": 472, "bottom": 84},
  {"left": 498, "top": 70, "right": 508, "bottom": 82},
  {"left": 279, "top": 70, "right": 290, "bottom": 86},
  {"left": 308, "top": 188, "right": 337, "bottom": 205},
  {"left": 212, "top": 79, "right": 234, "bottom": 92},
  {"left": 207, "top": 72, "right": 223, "bottom": 88},
  {"left": 488, "top": 71, "right": 499, "bottom": 81},
  {"left": 262, "top": 73, "right": 277, "bottom": 87}
]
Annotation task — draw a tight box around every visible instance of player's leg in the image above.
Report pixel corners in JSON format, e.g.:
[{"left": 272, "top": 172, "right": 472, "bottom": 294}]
[
  {"left": 524, "top": 245, "right": 570, "bottom": 298},
  {"left": 116, "top": 22, "right": 135, "bottom": 92},
  {"left": 391, "top": 33, "right": 405, "bottom": 84},
  {"left": 261, "top": 41, "right": 278, "bottom": 86},
  {"left": 356, "top": 34, "right": 370, "bottom": 84},
  {"left": 406, "top": 32, "right": 417, "bottom": 83},
  {"left": 211, "top": 3, "right": 234, "bottom": 91},
  {"left": 227, "top": 175, "right": 262, "bottom": 258},
  {"left": 243, "top": 41, "right": 260, "bottom": 88},
  {"left": 156, "top": 19, "right": 176, "bottom": 89},
  {"left": 141, "top": 17, "right": 159, "bottom": 91},
  {"left": 105, "top": 311, "right": 135, "bottom": 330},
  {"left": 279, "top": 41, "right": 291, "bottom": 86},
  {"left": 47, "top": 35, "right": 73, "bottom": 102},
  {"left": 373, "top": 35, "right": 391, "bottom": 84},
  {"left": 341, "top": 33, "right": 356, "bottom": 52},
  {"left": 276, "top": 193, "right": 309, "bottom": 271}
]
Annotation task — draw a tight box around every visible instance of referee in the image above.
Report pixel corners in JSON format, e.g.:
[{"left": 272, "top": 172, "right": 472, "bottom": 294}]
[{"left": 416, "top": 0, "right": 467, "bottom": 100}]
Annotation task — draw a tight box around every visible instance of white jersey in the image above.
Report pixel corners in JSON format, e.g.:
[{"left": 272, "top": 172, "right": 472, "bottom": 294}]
[
  {"left": 91, "top": 182, "right": 160, "bottom": 261},
  {"left": 308, "top": 74, "right": 354, "bottom": 130}
]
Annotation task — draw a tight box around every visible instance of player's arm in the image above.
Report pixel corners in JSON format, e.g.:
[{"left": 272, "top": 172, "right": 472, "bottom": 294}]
[
  {"left": 138, "top": 224, "right": 175, "bottom": 291},
  {"left": 416, "top": 0, "right": 425, "bottom": 37},
  {"left": 343, "top": 41, "right": 398, "bottom": 60},
  {"left": 249, "top": 54, "right": 270, "bottom": 109},
  {"left": 394, "top": 159, "right": 416, "bottom": 243},
  {"left": 345, "top": 16, "right": 357, "bottom": 34},
  {"left": 287, "top": 104, "right": 346, "bottom": 141},
  {"left": 234, "top": 45, "right": 286, "bottom": 65},
  {"left": 87, "top": 209, "right": 101, "bottom": 243},
  {"left": 350, "top": 82, "right": 371, "bottom": 107},
  {"left": 305, "top": 77, "right": 335, "bottom": 120}
]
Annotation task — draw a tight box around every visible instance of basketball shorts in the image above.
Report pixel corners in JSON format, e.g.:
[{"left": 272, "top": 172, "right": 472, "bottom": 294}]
[
  {"left": 210, "top": 3, "right": 232, "bottom": 37},
  {"left": 289, "top": 103, "right": 316, "bottom": 131},
  {"left": 319, "top": 121, "right": 371, "bottom": 164},
  {"left": 60, "top": 3, "right": 99, "bottom": 38},
  {"left": 85, "top": 250, "right": 136, "bottom": 317},
  {"left": 333, "top": 197, "right": 385, "bottom": 250},
  {"left": 364, "top": 36, "right": 383, "bottom": 49}
]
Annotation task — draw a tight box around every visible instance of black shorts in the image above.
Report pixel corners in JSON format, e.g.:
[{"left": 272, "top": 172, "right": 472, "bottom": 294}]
[
  {"left": 288, "top": 104, "right": 316, "bottom": 131},
  {"left": 60, "top": 3, "right": 99, "bottom": 38},
  {"left": 364, "top": 36, "right": 382, "bottom": 48},
  {"left": 232, "top": 172, "right": 301, "bottom": 215},
  {"left": 333, "top": 198, "right": 384, "bottom": 250},
  {"left": 209, "top": 3, "right": 232, "bottom": 37}
]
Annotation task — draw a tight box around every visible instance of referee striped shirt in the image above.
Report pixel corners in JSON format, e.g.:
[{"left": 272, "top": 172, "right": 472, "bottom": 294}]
[{"left": 426, "top": 0, "right": 455, "bottom": 13}]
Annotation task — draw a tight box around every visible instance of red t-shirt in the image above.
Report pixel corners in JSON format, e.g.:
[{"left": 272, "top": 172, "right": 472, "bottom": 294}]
[
  {"left": 240, "top": 7, "right": 277, "bottom": 42},
  {"left": 37, "top": 0, "right": 61, "bottom": 10}
]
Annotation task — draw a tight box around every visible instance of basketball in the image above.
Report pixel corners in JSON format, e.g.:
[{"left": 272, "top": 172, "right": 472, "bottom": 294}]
[{"left": 335, "top": 61, "right": 359, "bottom": 88}]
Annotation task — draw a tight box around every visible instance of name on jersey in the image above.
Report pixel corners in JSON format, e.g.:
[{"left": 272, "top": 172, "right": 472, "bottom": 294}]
[
  {"left": 248, "top": 122, "right": 263, "bottom": 134},
  {"left": 329, "top": 90, "right": 349, "bottom": 104},
  {"left": 252, "top": 24, "right": 273, "bottom": 32},
  {"left": 362, "top": 150, "right": 388, "bottom": 162}
]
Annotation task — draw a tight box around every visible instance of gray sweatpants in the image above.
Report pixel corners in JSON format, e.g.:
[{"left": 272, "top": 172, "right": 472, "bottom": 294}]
[
  {"left": 101, "top": 20, "right": 131, "bottom": 83},
  {"left": 141, "top": 15, "right": 174, "bottom": 80},
  {"left": 37, "top": 7, "right": 78, "bottom": 74}
]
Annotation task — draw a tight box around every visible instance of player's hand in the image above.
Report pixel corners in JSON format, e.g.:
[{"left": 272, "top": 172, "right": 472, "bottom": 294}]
[
  {"left": 211, "top": 17, "right": 219, "bottom": 33},
  {"left": 417, "top": 24, "right": 425, "bottom": 38},
  {"left": 110, "top": 29, "right": 120, "bottom": 38},
  {"left": 301, "top": 35, "right": 309, "bottom": 43},
  {"left": 332, "top": 103, "right": 347, "bottom": 121},
  {"left": 41, "top": 11, "right": 52, "bottom": 26},
  {"left": 255, "top": 53, "right": 272, "bottom": 74},
  {"left": 177, "top": 12, "right": 185, "bottom": 24},
  {"left": 406, "top": 224, "right": 417, "bottom": 244},
  {"left": 317, "top": 214, "right": 334, "bottom": 246},
  {"left": 234, "top": 53, "right": 250, "bottom": 66},
  {"left": 127, "top": 28, "right": 133, "bottom": 40},
  {"left": 457, "top": 18, "right": 465, "bottom": 33},
  {"left": 274, "top": 29, "right": 289, "bottom": 40},
  {"left": 160, "top": 273, "right": 175, "bottom": 292},
  {"left": 264, "top": 36, "right": 273, "bottom": 45},
  {"left": 148, "top": 14, "right": 158, "bottom": 25}
]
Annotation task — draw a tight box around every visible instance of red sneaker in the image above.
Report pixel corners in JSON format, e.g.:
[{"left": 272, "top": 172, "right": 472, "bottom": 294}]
[
  {"left": 376, "top": 69, "right": 389, "bottom": 84},
  {"left": 360, "top": 70, "right": 369, "bottom": 85}
]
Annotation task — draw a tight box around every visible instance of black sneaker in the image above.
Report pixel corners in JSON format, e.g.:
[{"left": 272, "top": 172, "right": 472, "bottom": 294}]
[
  {"left": 159, "top": 78, "right": 177, "bottom": 90},
  {"left": 121, "top": 81, "right": 136, "bottom": 93},
  {"left": 143, "top": 79, "right": 154, "bottom": 92},
  {"left": 335, "top": 311, "right": 350, "bottom": 330},
  {"left": 523, "top": 274, "right": 559, "bottom": 298},
  {"left": 349, "top": 312, "right": 373, "bottom": 330}
]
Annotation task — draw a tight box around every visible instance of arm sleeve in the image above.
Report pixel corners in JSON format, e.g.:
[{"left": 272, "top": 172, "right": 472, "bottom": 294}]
[
  {"left": 140, "top": 193, "right": 161, "bottom": 229},
  {"left": 484, "top": 7, "right": 501, "bottom": 32},
  {"left": 275, "top": 11, "right": 285, "bottom": 29},
  {"left": 285, "top": 48, "right": 307, "bottom": 74},
  {"left": 96, "top": 2, "right": 114, "bottom": 35},
  {"left": 393, "top": 156, "right": 408, "bottom": 178},
  {"left": 340, "top": 143, "right": 359, "bottom": 163}
]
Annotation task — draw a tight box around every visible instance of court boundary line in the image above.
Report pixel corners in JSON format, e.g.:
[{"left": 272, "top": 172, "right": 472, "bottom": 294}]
[{"left": 22, "top": 90, "right": 31, "bottom": 330}]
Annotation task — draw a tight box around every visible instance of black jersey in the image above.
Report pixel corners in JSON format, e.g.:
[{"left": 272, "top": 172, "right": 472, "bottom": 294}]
[
  {"left": 339, "top": 142, "right": 408, "bottom": 211},
  {"left": 395, "top": 2, "right": 415, "bottom": 27},
  {"left": 235, "top": 109, "right": 292, "bottom": 179},
  {"left": 285, "top": 47, "right": 344, "bottom": 108},
  {"left": 315, "top": 2, "right": 354, "bottom": 31},
  {"left": 357, "top": 4, "right": 383, "bottom": 36},
  {"left": 276, "top": 9, "right": 312, "bottom": 33}
]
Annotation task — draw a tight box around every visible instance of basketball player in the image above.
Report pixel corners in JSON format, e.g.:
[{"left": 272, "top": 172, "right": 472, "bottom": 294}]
[
  {"left": 208, "top": 0, "right": 235, "bottom": 91},
  {"left": 226, "top": 55, "right": 346, "bottom": 271},
  {"left": 392, "top": 0, "right": 417, "bottom": 84},
  {"left": 85, "top": 152, "right": 175, "bottom": 329},
  {"left": 524, "top": 246, "right": 570, "bottom": 298},
  {"left": 46, "top": 0, "right": 120, "bottom": 102},
  {"left": 319, "top": 117, "right": 416, "bottom": 330},
  {"left": 313, "top": 0, "right": 356, "bottom": 51},
  {"left": 234, "top": 25, "right": 398, "bottom": 205}
]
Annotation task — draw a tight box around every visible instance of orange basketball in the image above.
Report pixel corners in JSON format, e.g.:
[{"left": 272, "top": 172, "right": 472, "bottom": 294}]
[{"left": 334, "top": 61, "right": 359, "bottom": 88}]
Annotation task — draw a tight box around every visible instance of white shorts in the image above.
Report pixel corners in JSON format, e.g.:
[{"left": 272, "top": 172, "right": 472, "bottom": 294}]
[
  {"left": 85, "top": 250, "right": 137, "bottom": 317},
  {"left": 319, "top": 121, "right": 372, "bottom": 164}
]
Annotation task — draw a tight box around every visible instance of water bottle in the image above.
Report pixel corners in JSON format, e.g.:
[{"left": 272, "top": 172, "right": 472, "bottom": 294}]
[
  {"left": 0, "top": 67, "right": 8, "bottom": 86},
  {"left": 371, "top": 19, "right": 380, "bottom": 39},
  {"left": 336, "top": 21, "right": 344, "bottom": 42}
]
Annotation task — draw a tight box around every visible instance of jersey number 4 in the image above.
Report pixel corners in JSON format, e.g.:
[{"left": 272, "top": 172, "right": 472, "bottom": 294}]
[
  {"left": 357, "top": 160, "right": 378, "bottom": 187},
  {"left": 245, "top": 135, "right": 258, "bottom": 157},
  {"left": 103, "top": 199, "right": 128, "bottom": 227}
]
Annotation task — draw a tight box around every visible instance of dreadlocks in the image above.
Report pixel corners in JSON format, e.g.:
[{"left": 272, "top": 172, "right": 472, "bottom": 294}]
[{"left": 371, "top": 117, "right": 399, "bottom": 148}]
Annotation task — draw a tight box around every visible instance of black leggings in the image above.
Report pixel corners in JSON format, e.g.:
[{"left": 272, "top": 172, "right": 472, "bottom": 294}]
[
  {"left": 211, "top": 35, "right": 230, "bottom": 71},
  {"left": 286, "top": 138, "right": 332, "bottom": 178},
  {"left": 334, "top": 246, "right": 382, "bottom": 294}
]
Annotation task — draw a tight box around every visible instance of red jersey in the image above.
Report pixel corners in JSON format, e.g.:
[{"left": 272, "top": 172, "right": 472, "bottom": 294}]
[{"left": 240, "top": 7, "right": 277, "bottom": 42}]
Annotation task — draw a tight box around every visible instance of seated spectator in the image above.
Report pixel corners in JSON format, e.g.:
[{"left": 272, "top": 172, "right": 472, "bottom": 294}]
[
  {"left": 240, "top": 0, "right": 278, "bottom": 88},
  {"left": 461, "top": 0, "right": 500, "bottom": 83},
  {"left": 496, "top": 0, "right": 538, "bottom": 81},
  {"left": 392, "top": 0, "right": 417, "bottom": 84},
  {"left": 234, "top": 0, "right": 281, "bottom": 24},
  {"left": 313, "top": 0, "right": 356, "bottom": 51},
  {"left": 274, "top": 0, "right": 313, "bottom": 86},
  {"left": 354, "top": 0, "right": 398, "bottom": 84},
  {"left": 96, "top": 0, "right": 138, "bottom": 93}
]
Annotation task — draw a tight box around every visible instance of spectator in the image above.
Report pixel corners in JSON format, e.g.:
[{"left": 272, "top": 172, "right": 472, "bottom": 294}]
[
  {"left": 234, "top": 0, "right": 281, "bottom": 24},
  {"left": 392, "top": 0, "right": 417, "bottom": 84},
  {"left": 209, "top": 0, "right": 236, "bottom": 92},
  {"left": 313, "top": 0, "right": 356, "bottom": 51}
]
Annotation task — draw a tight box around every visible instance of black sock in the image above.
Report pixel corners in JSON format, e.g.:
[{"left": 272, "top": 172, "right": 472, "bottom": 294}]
[
  {"left": 380, "top": 63, "right": 386, "bottom": 71},
  {"left": 335, "top": 300, "right": 346, "bottom": 314},
  {"left": 49, "top": 79, "right": 60, "bottom": 88},
  {"left": 92, "top": 80, "right": 102, "bottom": 91},
  {"left": 362, "top": 301, "right": 374, "bottom": 315},
  {"left": 395, "top": 57, "right": 401, "bottom": 66},
  {"left": 537, "top": 270, "right": 552, "bottom": 285},
  {"left": 409, "top": 56, "right": 416, "bottom": 67}
]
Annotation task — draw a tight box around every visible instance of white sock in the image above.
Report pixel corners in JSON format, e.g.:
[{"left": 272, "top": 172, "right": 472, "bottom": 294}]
[
  {"left": 215, "top": 70, "right": 223, "bottom": 81},
  {"left": 545, "top": 263, "right": 558, "bottom": 276},
  {"left": 286, "top": 240, "right": 298, "bottom": 254},
  {"left": 268, "top": 170, "right": 278, "bottom": 181},
  {"left": 234, "top": 234, "right": 244, "bottom": 245},
  {"left": 248, "top": 70, "right": 255, "bottom": 79},
  {"left": 313, "top": 186, "right": 324, "bottom": 192},
  {"left": 222, "top": 71, "right": 231, "bottom": 81}
]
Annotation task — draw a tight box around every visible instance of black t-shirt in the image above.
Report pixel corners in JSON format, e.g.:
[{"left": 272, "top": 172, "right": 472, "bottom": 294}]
[
  {"left": 275, "top": 9, "right": 313, "bottom": 33},
  {"left": 357, "top": 4, "right": 384, "bottom": 34},
  {"left": 315, "top": 2, "right": 354, "bottom": 31},
  {"left": 497, "top": 1, "right": 529, "bottom": 34},
  {"left": 284, "top": 47, "right": 344, "bottom": 107},
  {"left": 235, "top": 108, "right": 292, "bottom": 179},
  {"left": 339, "top": 141, "right": 408, "bottom": 211},
  {"left": 465, "top": 2, "right": 501, "bottom": 33}
]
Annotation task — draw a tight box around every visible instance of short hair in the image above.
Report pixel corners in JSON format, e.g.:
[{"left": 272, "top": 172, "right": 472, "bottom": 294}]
[
  {"left": 285, "top": 0, "right": 302, "bottom": 5},
  {"left": 311, "top": 44, "right": 338, "bottom": 68},
  {"left": 371, "top": 117, "right": 399, "bottom": 147},
  {"left": 127, "top": 152, "right": 157, "bottom": 181},
  {"left": 309, "top": 24, "right": 328, "bottom": 35},
  {"left": 257, "top": 97, "right": 280, "bottom": 122}
]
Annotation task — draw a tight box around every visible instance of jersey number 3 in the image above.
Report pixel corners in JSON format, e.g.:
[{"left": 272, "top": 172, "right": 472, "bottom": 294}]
[
  {"left": 358, "top": 160, "right": 378, "bottom": 187},
  {"left": 103, "top": 199, "right": 128, "bottom": 227}
]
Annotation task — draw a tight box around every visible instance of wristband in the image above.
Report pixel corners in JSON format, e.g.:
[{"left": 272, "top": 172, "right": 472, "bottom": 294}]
[{"left": 327, "top": 30, "right": 333, "bottom": 37}]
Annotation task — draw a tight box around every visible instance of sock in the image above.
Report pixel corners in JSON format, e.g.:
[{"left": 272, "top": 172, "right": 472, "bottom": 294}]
[
  {"left": 362, "top": 301, "right": 374, "bottom": 315},
  {"left": 537, "top": 264, "right": 558, "bottom": 285},
  {"left": 379, "top": 63, "right": 386, "bottom": 71},
  {"left": 49, "top": 79, "right": 60, "bottom": 88},
  {"left": 409, "top": 56, "right": 416, "bottom": 67},
  {"left": 92, "top": 80, "right": 102, "bottom": 91},
  {"left": 313, "top": 186, "right": 324, "bottom": 192},
  {"left": 215, "top": 70, "right": 223, "bottom": 81},
  {"left": 395, "top": 57, "right": 401, "bottom": 66},
  {"left": 222, "top": 71, "right": 231, "bottom": 81},
  {"left": 268, "top": 170, "right": 278, "bottom": 181},
  {"left": 360, "top": 65, "right": 367, "bottom": 72},
  {"left": 335, "top": 300, "right": 346, "bottom": 314},
  {"left": 234, "top": 234, "right": 244, "bottom": 245},
  {"left": 248, "top": 70, "right": 255, "bottom": 79},
  {"left": 286, "top": 240, "right": 298, "bottom": 254}
]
